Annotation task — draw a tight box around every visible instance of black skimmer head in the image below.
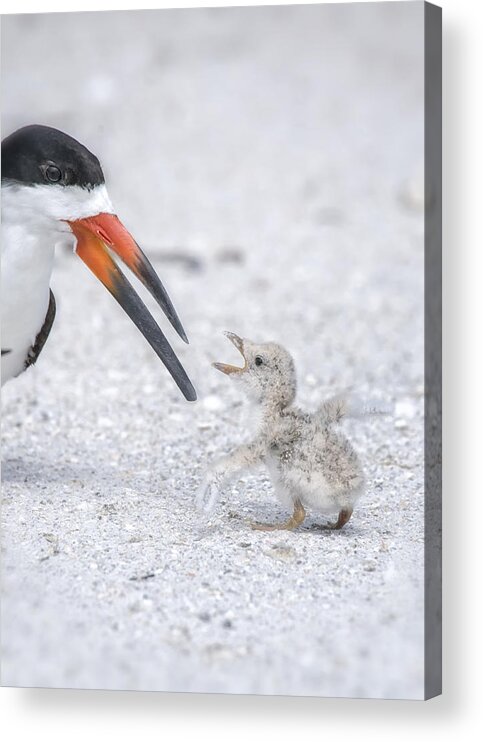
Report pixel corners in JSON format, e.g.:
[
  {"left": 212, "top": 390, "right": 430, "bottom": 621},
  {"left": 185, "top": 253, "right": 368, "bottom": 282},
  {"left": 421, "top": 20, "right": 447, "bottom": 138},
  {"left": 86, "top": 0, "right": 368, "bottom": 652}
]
[{"left": 1, "top": 125, "right": 196, "bottom": 401}]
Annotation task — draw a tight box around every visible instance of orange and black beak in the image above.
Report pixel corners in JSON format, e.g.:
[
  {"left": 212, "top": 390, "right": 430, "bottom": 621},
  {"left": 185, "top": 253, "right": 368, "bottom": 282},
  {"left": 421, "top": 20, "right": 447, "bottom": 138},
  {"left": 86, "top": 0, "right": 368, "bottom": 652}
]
[{"left": 67, "top": 212, "right": 196, "bottom": 401}]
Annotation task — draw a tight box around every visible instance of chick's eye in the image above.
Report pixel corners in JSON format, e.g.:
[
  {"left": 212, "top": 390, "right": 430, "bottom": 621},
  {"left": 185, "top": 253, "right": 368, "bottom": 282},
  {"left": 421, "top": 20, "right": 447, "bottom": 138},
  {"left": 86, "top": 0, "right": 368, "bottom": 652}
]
[
  {"left": 255, "top": 356, "right": 264, "bottom": 367},
  {"left": 45, "top": 165, "right": 62, "bottom": 183}
]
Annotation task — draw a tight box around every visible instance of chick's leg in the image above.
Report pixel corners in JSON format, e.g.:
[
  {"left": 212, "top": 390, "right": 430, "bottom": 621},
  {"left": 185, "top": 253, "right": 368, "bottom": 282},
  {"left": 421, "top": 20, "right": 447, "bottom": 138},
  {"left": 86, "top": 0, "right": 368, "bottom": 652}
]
[
  {"left": 251, "top": 499, "right": 306, "bottom": 531},
  {"left": 328, "top": 507, "right": 353, "bottom": 529}
]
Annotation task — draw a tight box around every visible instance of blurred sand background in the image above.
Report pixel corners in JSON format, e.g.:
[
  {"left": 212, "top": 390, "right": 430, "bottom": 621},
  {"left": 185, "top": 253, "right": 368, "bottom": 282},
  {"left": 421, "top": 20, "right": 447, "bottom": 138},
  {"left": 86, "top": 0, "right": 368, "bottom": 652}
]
[{"left": 1, "top": 3, "right": 425, "bottom": 697}]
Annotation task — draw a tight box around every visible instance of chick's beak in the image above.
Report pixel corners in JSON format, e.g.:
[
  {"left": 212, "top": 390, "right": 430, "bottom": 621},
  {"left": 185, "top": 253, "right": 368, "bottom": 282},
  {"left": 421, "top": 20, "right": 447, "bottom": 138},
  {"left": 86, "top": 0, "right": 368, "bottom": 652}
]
[
  {"left": 213, "top": 331, "right": 247, "bottom": 375},
  {"left": 67, "top": 212, "right": 196, "bottom": 402}
]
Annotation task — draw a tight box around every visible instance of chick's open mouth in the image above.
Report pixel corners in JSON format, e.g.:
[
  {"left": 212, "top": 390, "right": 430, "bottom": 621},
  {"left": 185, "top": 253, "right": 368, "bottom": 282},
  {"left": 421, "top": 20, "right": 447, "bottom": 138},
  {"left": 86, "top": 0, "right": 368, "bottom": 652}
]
[{"left": 212, "top": 332, "right": 247, "bottom": 375}]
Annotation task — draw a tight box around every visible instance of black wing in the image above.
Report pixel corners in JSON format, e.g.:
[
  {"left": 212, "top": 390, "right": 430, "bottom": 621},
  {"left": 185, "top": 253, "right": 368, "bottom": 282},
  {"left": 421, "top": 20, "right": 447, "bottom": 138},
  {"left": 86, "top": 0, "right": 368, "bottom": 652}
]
[{"left": 25, "top": 290, "right": 57, "bottom": 369}]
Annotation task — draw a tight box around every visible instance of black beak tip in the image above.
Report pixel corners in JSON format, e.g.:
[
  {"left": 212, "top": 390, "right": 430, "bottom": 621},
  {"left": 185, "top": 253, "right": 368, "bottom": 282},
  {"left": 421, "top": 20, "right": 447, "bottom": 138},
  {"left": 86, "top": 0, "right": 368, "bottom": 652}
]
[{"left": 183, "top": 383, "right": 197, "bottom": 402}]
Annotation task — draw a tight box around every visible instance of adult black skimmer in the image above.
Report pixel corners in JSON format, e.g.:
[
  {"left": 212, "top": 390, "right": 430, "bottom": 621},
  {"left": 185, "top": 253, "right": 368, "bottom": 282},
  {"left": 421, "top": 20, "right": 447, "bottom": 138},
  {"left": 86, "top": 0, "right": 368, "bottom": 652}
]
[{"left": 1, "top": 124, "right": 196, "bottom": 401}]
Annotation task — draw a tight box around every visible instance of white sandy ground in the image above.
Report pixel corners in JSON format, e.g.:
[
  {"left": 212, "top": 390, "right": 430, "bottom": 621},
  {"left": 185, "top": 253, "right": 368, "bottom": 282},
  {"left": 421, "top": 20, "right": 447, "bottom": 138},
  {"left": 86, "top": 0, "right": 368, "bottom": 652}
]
[{"left": 1, "top": 4, "right": 426, "bottom": 697}]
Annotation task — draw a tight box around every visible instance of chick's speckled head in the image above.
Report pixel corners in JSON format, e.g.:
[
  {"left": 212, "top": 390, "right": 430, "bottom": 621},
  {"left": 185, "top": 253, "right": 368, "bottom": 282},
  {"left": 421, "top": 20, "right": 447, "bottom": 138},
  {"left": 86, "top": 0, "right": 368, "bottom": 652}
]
[{"left": 213, "top": 332, "right": 296, "bottom": 407}]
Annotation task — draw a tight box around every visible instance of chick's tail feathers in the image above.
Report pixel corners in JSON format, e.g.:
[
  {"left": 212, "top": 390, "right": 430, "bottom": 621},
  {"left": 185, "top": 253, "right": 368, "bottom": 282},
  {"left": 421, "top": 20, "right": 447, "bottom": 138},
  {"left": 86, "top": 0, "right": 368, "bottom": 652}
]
[{"left": 316, "top": 392, "right": 392, "bottom": 428}]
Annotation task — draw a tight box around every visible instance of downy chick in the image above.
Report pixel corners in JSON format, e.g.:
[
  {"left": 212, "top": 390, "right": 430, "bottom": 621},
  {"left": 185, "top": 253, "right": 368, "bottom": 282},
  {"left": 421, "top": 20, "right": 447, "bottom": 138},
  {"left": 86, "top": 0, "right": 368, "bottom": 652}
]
[{"left": 197, "top": 332, "right": 383, "bottom": 531}]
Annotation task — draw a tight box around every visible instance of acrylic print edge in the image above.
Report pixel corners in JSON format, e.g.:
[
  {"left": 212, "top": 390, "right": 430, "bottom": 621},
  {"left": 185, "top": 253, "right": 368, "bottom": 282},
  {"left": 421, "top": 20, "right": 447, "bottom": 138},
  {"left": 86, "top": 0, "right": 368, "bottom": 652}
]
[{"left": 424, "top": 0, "right": 442, "bottom": 701}]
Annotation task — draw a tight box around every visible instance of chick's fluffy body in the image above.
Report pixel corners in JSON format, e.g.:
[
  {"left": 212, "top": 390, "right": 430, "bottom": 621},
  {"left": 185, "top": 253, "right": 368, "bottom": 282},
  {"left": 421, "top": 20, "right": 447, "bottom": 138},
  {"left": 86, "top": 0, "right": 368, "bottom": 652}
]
[
  {"left": 198, "top": 335, "right": 369, "bottom": 525},
  {"left": 261, "top": 405, "right": 365, "bottom": 515}
]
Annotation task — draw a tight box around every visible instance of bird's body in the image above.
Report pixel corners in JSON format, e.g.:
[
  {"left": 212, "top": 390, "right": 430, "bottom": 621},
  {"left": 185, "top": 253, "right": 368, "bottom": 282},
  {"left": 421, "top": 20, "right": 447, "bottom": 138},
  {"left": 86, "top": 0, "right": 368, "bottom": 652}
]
[
  {"left": 1, "top": 219, "right": 55, "bottom": 382},
  {"left": 1, "top": 159, "right": 114, "bottom": 384},
  {"left": 261, "top": 405, "right": 364, "bottom": 519},
  {"left": 1, "top": 125, "right": 196, "bottom": 400},
  {"left": 197, "top": 333, "right": 384, "bottom": 531}
]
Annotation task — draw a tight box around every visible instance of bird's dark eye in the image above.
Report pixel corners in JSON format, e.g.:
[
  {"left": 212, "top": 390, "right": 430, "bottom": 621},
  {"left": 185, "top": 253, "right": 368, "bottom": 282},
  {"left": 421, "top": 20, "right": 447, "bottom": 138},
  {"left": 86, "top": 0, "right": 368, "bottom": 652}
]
[
  {"left": 44, "top": 164, "right": 62, "bottom": 183},
  {"left": 255, "top": 356, "right": 264, "bottom": 367}
]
